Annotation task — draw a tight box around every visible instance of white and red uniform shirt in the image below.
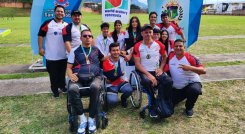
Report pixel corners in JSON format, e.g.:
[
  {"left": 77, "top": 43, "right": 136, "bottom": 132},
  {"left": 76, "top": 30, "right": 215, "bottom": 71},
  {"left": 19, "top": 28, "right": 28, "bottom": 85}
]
[
  {"left": 62, "top": 23, "right": 89, "bottom": 49},
  {"left": 164, "top": 52, "right": 203, "bottom": 89},
  {"left": 95, "top": 34, "right": 114, "bottom": 56},
  {"left": 110, "top": 31, "right": 125, "bottom": 50},
  {"left": 134, "top": 40, "right": 166, "bottom": 72},
  {"left": 156, "top": 22, "right": 183, "bottom": 41},
  {"left": 38, "top": 19, "right": 68, "bottom": 60}
]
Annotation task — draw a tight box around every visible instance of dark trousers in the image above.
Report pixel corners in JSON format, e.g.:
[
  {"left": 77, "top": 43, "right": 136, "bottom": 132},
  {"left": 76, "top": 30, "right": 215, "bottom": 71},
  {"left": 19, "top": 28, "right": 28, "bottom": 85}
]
[
  {"left": 172, "top": 82, "right": 202, "bottom": 110},
  {"left": 46, "top": 59, "right": 67, "bottom": 96},
  {"left": 68, "top": 77, "right": 102, "bottom": 118},
  {"left": 137, "top": 71, "right": 173, "bottom": 107}
]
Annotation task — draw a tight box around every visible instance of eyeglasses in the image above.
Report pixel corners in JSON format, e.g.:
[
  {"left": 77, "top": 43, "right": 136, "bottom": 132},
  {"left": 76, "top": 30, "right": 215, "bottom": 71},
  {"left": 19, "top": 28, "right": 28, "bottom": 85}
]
[{"left": 82, "top": 35, "right": 93, "bottom": 38}]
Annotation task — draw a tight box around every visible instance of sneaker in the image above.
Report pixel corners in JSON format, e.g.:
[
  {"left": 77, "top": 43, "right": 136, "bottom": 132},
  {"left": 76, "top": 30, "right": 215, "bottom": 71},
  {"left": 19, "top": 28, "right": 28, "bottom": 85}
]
[
  {"left": 185, "top": 109, "right": 193, "bottom": 118},
  {"left": 77, "top": 121, "right": 87, "bottom": 134},
  {"left": 121, "top": 96, "right": 128, "bottom": 108},
  {"left": 60, "top": 88, "right": 67, "bottom": 93},
  {"left": 149, "top": 108, "right": 158, "bottom": 118},
  {"left": 88, "top": 117, "right": 96, "bottom": 133}
]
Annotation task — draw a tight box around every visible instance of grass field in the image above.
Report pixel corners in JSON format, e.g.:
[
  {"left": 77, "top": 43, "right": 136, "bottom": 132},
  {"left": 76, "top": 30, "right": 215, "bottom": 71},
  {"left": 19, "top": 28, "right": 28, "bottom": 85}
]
[{"left": 0, "top": 80, "right": 244, "bottom": 134}]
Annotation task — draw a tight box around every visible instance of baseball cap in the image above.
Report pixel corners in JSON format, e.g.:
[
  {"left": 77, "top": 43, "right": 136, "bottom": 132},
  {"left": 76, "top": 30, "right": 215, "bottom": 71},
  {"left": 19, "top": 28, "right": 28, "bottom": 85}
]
[
  {"left": 141, "top": 24, "right": 153, "bottom": 31},
  {"left": 71, "top": 10, "right": 82, "bottom": 16}
]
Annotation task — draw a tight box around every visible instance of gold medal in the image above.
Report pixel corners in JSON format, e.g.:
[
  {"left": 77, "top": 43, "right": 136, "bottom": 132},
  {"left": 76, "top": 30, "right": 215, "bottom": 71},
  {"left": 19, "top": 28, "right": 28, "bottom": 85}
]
[{"left": 114, "top": 71, "right": 117, "bottom": 76}]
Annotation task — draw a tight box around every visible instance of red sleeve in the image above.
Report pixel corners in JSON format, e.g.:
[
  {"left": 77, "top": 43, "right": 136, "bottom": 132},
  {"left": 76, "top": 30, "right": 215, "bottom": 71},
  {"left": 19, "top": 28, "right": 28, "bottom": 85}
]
[
  {"left": 156, "top": 23, "right": 163, "bottom": 29},
  {"left": 103, "top": 59, "right": 114, "bottom": 72},
  {"left": 185, "top": 52, "right": 203, "bottom": 67},
  {"left": 170, "top": 22, "right": 183, "bottom": 35},
  {"left": 163, "top": 52, "right": 175, "bottom": 72},
  {"left": 38, "top": 19, "right": 52, "bottom": 37},
  {"left": 155, "top": 40, "right": 166, "bottom": 55},
  {"left": 133, "top": 42, "right": 141, "bottom": 58},
  {"left": 169, "top": 40, "right": 175, "bottom": 49}
]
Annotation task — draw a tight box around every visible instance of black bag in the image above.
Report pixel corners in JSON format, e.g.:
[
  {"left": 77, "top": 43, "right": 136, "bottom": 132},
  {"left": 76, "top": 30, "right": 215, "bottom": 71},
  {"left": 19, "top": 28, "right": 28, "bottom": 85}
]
[{"left": 155, "top": 73, "right": 174, "bottom": 118}]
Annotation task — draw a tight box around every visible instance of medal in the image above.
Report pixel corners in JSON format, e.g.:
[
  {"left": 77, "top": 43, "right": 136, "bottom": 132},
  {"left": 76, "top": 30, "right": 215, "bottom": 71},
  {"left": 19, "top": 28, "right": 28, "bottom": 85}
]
[
  {"left": 114, "top": 72, "right": 117, "bottom": 76},
  {"left": 85, "top": 56, "right": 90, "bottom": 64},
  {"left": 146, "top": 54, "right": 151, "bottom": 59}
]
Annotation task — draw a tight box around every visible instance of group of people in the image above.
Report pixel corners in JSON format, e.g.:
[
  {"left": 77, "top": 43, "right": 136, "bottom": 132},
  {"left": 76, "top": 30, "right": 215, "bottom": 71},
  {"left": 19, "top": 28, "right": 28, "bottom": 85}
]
[{"left": 38, "top": 5, "right": 206, "bottom": 134}]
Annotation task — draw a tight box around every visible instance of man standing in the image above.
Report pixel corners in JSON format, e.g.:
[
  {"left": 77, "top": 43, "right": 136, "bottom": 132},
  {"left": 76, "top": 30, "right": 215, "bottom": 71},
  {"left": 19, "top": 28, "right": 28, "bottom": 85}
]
[
  {"left": 149, "top": 11, "right": 160, "bottom": 30},
  {"left": 164, "top": 39, "right": 206, "bottom": 117},
  {"left": 38, "top": 5, "right": 68, "bottom": 97},
  {"left": 62, "top": 10, "right": 89, "bottom": 53},
  {"left": 103, "top": 43, "right": 133, "bottom": 108},
  {"left": 157, "top": 12, "right": 186, "bottom": 42},
  {"left": 95, "top": 22, "right": 114, "bottom": 56},
  {"left": 133, "top": 25, "right": 169, "bottom": 118},
  {"left": 67, "top": 29, "right": 104, "bottom": 134}
]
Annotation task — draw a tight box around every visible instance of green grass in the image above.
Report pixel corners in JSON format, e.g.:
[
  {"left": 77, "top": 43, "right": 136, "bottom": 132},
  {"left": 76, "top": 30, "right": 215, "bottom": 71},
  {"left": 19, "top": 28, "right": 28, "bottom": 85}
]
[
  {"left": 0, "top": 72, "right": 48, "bottom": 80},
  {"left": 206, "top": 61, "right": 245, "bottom": 67},
  {"left": 0, "top": 45, "right": 41, "bottom": 65},
  {"left": 0, "top": 80, "right": 244, "bottom": 133},
  {"left": 199, "top": 15, "right": 245, "bottom": 36},
  {"left": 0, "top": 7, "right": 30, "bottom": 17},
  {"left": 189, "top": 38, "right": 245, "bottom": 55}
]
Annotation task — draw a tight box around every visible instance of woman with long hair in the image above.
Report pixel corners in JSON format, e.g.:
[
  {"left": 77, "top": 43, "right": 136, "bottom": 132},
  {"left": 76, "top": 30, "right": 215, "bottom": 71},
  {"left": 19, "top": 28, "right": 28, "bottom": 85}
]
[
  {"left": 159, "top": 30, "right": 174, "bottom": 55},
  {"left": 124, "top": 16, "right": 143, "bottom": 65},
  {"left": 110, "top": 20, "right": 125, "bottom": 50}
]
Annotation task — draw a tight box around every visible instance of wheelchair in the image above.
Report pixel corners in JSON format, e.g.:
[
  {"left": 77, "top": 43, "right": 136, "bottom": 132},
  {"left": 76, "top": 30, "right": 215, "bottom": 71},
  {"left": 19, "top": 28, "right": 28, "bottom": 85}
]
[
  {"left": 66, "top": 76, "right": 108, "bottom": 133},
  {"left": 128, "top": 70, "right": 164, "bottom": 119}
]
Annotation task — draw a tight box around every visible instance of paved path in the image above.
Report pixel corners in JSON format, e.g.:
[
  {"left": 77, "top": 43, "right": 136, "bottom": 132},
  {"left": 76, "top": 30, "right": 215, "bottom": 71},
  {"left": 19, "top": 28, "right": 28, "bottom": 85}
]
[{"left": 0, "top": 64, "right": 245, "bottom": 97}]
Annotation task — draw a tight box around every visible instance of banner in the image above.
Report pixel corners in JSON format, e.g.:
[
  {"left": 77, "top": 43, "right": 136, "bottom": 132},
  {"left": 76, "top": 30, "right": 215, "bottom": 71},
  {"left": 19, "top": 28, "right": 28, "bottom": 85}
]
[
  {"left": 102, "top": 0, "right": 131, "bottom": 24},
  {"left": 147, "top": 0, "right": 203, "bottom": 48},
  {"left": 30, "top": 0, "right": 83, "bottom": 55}
]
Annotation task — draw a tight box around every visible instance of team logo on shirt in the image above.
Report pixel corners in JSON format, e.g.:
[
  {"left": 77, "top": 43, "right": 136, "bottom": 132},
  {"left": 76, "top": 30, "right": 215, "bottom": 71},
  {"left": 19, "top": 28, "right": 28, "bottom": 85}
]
[
  {"left": 54, "top": 0, "right": 69, "bottom": 7},
  {"left": 162, "top": 0, "right": 183, "bottom": 23}
]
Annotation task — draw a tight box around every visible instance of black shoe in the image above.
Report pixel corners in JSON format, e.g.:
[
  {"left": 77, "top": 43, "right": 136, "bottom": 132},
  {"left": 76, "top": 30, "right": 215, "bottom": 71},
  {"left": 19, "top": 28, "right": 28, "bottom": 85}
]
[
  {"left": 149, "top": 109, "right": 158, "bottom": 118},
  {"left": 185, "top": 109, "right": 193, "bottom": 118},
  {"left": 60, "top": 88, "right": 67, "bottom": 93},
  {"left": 121, "top": 96, "right": 128, "bottom": 108},
  {"left": 53, "top": 93, "right": 59, "bottom": 98}
]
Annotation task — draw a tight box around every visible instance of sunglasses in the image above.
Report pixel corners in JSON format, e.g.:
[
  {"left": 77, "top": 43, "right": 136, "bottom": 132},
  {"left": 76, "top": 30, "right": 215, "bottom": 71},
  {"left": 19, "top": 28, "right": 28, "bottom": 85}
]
[{"left": 82, "top": 34, "right": 93, "bottom": 38}]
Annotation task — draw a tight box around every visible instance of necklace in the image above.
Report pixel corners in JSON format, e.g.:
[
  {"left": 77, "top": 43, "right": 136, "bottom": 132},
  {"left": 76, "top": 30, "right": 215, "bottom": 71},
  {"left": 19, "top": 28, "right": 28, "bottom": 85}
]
[{"left": 143, "top": 42, "right": 151, "bottom": 59}]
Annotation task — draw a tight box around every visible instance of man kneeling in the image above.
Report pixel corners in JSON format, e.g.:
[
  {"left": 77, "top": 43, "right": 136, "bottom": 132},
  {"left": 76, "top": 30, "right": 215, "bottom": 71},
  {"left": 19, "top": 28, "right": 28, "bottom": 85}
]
[
  {"left": 103, "top": 43, "right": 133, "bottom": 108},
  {"left": 67, "top": 29, "right": 104, "bottom": 134}
]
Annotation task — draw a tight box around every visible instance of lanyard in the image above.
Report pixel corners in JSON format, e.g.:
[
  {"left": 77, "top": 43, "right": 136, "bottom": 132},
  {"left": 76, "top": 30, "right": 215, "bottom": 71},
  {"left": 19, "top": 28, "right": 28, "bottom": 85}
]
[
  {"left": 132, "top": 32, "right": 136, "bottom": 38},
  {"left": 81, "top": 46, "right": 92, "bottom": 65},
  {"left": 103, "top": 38, "right": 108, "bottom": 51},
  {"left": 110, "top": 58, "right": 119, "bottom": 76}
]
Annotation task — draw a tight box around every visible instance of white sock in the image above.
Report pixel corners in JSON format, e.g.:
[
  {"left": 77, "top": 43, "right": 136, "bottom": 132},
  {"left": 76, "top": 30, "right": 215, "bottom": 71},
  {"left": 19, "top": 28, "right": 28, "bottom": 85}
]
[
  {"left": 88, "top": 117, "right": 95, "bottom": 122},
  {"left": 79, "top": 114, "right": 87, "bottom": 123}
]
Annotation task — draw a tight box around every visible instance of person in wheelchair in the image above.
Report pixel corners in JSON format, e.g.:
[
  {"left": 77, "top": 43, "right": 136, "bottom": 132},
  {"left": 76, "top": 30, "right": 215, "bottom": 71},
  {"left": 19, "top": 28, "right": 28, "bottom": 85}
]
[
  {"left": 103, "top": 43, "right": 133, "bottom": 108},
  {"left": 66, "top": 29, "right": 105, "bottom": 134},
  {"left": 133, "top": 25, "right": 168, "bottom": 118}
]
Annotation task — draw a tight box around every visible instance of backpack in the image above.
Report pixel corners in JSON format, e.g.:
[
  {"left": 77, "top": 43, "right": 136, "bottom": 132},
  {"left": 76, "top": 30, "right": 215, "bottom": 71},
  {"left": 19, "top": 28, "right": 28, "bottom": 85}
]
[{"left": 155, "top": 73, "right": 174, "bottom": 118}]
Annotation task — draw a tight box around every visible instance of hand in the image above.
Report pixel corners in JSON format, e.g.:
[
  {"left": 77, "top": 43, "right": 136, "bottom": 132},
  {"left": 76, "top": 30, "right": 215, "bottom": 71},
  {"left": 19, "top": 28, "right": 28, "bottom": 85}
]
[
  {"left": 120, "top": 51, "right": 126, "bottom": 55},
  {"left": 155, "top": 68, "right": 163, "bottom": 76},
  {"left": 178, "top": 64, "right": 192, "bottom": 71},
  {"left": 147, "top": 74, "right": 157, "bottom": 87},
  {"left": 39, "top": 48, "right": 45, "bottom": 56},
  {"left": 69, "top": 73, "right": 78, "bottom": 82},
  {"left": 124, "top": 55, "right": 131, "bottom": 62}
]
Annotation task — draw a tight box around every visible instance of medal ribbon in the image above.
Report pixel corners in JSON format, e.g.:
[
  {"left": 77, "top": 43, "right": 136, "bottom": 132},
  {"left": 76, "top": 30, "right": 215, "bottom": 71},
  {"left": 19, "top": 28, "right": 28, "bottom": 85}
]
[
  {"left": 103, "top": 38, "right": 108, "bottom": 52},
  {"left": 81, "top": 46, "right": 92, "bottom": 60}
]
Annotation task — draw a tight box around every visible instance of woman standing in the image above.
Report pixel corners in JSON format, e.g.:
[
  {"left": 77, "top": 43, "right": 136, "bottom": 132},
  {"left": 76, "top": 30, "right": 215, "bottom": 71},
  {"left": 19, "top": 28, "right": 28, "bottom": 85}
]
[
  {"left": 124, "top": 16, "right": 143, "bottom": 65},
  {"left": 110, "top": 20, "right": 125, "bottom": 51},
  {"left": 159, "top": 30, "right": 174, "bottom": 55}
]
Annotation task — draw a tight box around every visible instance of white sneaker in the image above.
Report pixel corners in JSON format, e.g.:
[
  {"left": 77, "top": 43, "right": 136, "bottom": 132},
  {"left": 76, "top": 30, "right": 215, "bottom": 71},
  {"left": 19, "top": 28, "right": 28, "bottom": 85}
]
[
  {"left": 77, "top": 114, "right": 87, "bottom": 134},
  {"left": 88, "top": 117, "right": 97, "bottom": 133}
]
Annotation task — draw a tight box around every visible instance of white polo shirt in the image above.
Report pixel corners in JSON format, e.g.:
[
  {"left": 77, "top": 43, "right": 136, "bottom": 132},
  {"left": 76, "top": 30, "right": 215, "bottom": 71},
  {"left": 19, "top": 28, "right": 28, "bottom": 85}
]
[{"left": 95, "top": 34, "right": 114, "bottom": 56}]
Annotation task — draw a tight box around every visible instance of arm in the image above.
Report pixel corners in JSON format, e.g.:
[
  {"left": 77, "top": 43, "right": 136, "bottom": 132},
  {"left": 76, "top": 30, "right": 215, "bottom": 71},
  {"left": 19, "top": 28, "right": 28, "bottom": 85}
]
[
  {"left": 38, "top": 36, "right": 45, "bottom": 56},
  {"left": 134, "top": 57, "right": 157, "bottom": 86},
  {"left": 64, "top": 41, "right": 72, "bottom": 53},
  {"left": 179, "top": 64, "right": 206, "bottom": 75},
  {"left": 66, "top": 63, "right": 78, "bottom": 82}
]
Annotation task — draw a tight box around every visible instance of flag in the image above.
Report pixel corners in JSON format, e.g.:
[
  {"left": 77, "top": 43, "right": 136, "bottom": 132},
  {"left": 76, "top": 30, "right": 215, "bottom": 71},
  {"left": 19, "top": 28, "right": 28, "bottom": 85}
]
[
  {"left": 102, "top": 0, "right": 131, "bottom": 24},
  {"left": 147, "top": 0, "right": 203, "bottom": 48}
]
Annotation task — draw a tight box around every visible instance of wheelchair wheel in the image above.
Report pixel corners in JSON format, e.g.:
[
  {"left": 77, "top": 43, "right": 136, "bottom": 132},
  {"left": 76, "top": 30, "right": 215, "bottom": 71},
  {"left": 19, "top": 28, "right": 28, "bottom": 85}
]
[
  {"left": 96, "top": 87, "right": 108, "bottom": 129},
  {"left": 129, "top": 71, "right": 142, "bottom": 108}
]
